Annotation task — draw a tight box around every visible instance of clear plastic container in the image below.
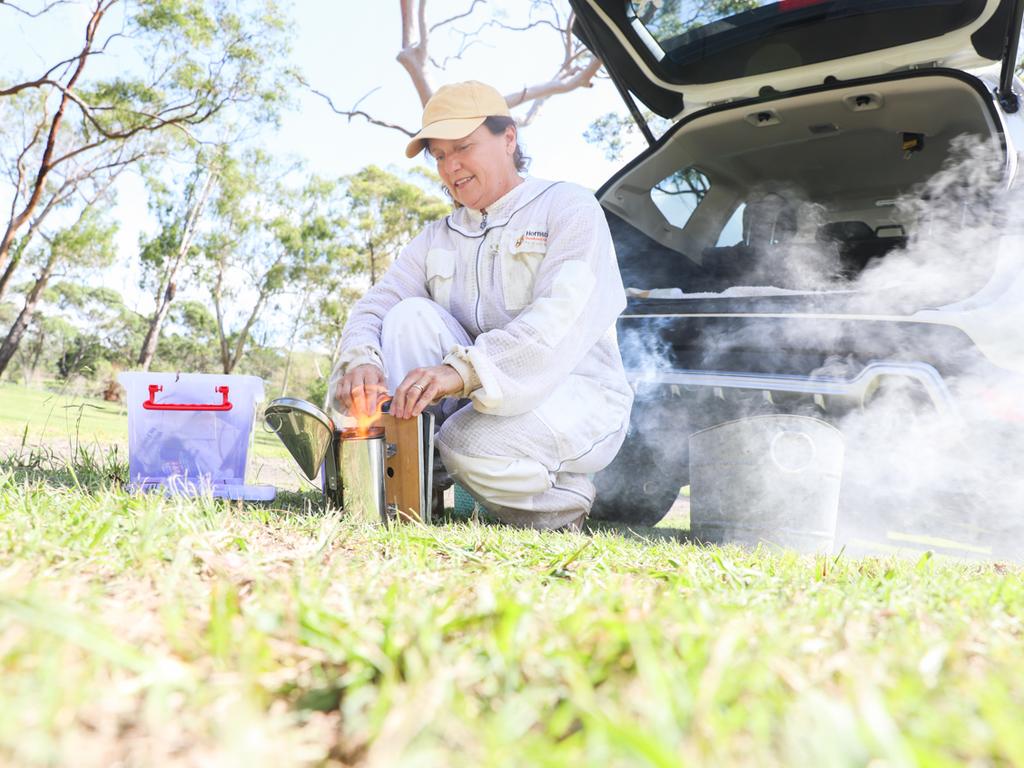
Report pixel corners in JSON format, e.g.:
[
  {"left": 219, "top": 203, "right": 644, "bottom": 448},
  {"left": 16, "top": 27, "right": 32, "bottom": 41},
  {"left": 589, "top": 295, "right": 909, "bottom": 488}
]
[{"left": 118, "top": 372, "right": 275, "bottom": 501}]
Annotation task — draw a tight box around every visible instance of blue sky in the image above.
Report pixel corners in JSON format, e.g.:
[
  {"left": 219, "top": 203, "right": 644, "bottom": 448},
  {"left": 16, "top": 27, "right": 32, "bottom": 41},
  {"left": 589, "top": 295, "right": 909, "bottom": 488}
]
[{"left": 1, "top": 1, "right": 641, "bottom": 315}]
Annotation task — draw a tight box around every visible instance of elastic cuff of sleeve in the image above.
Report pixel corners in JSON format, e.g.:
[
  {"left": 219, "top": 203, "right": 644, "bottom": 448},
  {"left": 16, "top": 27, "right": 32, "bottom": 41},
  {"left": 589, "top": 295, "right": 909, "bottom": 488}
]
[
  {"left": 340, "top": 346, "right": 386, "bottom": 376},
  {"left": 443, "top": 347, "right": 481, "bottom": 397}
]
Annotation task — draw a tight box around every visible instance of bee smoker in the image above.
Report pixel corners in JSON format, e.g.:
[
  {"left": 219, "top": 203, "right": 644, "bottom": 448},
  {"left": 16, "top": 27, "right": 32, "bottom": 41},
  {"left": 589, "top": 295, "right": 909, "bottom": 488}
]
[
  {"left": 264, "top": 397, "right": 433, "bottom": 524},
  {"left": 332, "top": 425, "right": 387, "bottom": 523}
]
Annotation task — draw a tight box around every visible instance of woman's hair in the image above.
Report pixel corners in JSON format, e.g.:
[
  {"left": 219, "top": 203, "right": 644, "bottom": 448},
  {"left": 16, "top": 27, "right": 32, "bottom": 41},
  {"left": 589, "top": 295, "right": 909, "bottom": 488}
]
[{"left": 482, "top": 116, "right": 530, "bottom": 173}]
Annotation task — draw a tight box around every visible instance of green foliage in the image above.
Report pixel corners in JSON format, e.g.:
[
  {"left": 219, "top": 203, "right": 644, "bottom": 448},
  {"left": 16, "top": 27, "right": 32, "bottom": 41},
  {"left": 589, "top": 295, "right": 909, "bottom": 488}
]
[
  {"left": 55, "top": 335, "right": 106, "bottom": 380},
  {"left": 72, "top": 0, "right": 293, "bottom": 140},
  {"left": 634, "top": 0, "right": 762, "bottom": 43},
  {"left": 343, "top": 165, "right": 450, "bottom": 282},
  {"left": 584, "top": 109, "right": 671, "bottom": 162},
  {"left": 148, "top": 300, "right": 222, "bottom": 372}
]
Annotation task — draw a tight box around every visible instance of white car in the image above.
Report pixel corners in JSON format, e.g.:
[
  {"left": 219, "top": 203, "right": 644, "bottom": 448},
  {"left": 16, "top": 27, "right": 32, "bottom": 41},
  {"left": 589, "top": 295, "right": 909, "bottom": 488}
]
[{"left": 571, "top": 0, "right": 1024, "bottom": 548}]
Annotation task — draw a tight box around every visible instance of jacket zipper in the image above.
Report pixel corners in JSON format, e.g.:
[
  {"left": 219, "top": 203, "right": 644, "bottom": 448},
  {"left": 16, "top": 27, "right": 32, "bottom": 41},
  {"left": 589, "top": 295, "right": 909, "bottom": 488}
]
[{"left": 473, "top": 232, "right": 486, "bottom": 334}]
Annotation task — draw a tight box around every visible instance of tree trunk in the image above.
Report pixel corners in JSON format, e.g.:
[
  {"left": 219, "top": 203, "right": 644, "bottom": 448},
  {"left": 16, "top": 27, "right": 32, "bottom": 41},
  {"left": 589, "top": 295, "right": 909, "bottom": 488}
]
[
  {"left": 0, "top": 250, "right": 21, "bottom": 304},
  {"left": 25, "top": 331, "right": 46, "bottom": 386},
  {"left": 136, "top": 280, "right": 176, "bottom": 370},
  {"left": 280, "top": 345, "right": 294, "bottom": 396},
  {"left": 279, "top": 292, "right": 308, "bottom": 397},
  {"left": 0, "top": 5, "right": 104, "bottom": 279},
  {"left": 225, "top": 289, "right": 270, "bottom": 373},
  {"left": 136, "top": 171, "right": 215, "bottom": 371},
  {"left": 212, "top": 255, "right": 232, "bottom": 374},
  {"left": 0, "top": 252, "right": 58, "bottom": 377}
]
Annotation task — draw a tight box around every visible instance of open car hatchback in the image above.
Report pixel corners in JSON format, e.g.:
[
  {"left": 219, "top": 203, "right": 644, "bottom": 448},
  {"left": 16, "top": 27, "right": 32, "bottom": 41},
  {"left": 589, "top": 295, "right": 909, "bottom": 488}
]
[{"left": 570, "top": 0, "right": 1024, "bottom": 556}]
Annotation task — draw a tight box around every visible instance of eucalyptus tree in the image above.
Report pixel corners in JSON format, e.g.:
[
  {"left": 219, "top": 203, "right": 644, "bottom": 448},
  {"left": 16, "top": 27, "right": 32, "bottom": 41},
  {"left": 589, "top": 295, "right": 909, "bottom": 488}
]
[
  {"left": 343, "top": 165, "right": 449, "bottom": 285},
  {"left": 199, "top": 155, "right": 350, "bottom": 375},
  {"left": 135, "top": 145, "right": 224, "bottom": 371},
  {"left": 266, "top": 176, "right": 351, "bottom": 395},
  {"left": 151, "top": 300, "right": 222, "bottom": 373},
  {"left": 294, "top": 165, "right": 448, "bottom": 391},
  {"left": 304, "top": 0, "right": 602, "bottom": 132},
  {"left": 0, "top": 205, "right": 118, "bottom": 376},
  {"left": 0, "top": 0, "right": 292, "bottom": 301}
]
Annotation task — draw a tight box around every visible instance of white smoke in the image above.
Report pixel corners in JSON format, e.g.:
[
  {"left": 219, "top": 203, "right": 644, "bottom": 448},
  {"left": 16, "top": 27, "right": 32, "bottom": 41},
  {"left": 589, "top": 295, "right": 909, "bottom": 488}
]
[{"left": 609, "top": 134, "right": 1024, "bottom": 560}]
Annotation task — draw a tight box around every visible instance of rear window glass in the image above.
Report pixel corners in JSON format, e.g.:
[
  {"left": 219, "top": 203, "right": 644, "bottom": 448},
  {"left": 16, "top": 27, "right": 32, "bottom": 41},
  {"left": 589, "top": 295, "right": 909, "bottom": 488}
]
[
  {"left": 629, "top": 0, "right": 988, "bottom": 83},
  {"left": 650, "top": 168, "right": 710, "bottom": 229}
]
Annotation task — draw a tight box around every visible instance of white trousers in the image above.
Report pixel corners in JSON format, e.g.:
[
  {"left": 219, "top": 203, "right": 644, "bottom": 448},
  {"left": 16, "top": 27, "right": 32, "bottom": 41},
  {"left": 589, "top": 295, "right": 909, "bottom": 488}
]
[{"left": 380, "top": 297, "right": 628, "bottom": 530}]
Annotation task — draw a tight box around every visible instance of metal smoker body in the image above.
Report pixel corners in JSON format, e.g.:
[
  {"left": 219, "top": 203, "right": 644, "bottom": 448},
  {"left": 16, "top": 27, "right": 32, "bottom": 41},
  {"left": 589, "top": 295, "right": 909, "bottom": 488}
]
[
  {"left": 265, "top": 397, "right": 433, "bottom": 523},
  {"left": 334, "top": 427, "right": 388, "bottom": 523}
]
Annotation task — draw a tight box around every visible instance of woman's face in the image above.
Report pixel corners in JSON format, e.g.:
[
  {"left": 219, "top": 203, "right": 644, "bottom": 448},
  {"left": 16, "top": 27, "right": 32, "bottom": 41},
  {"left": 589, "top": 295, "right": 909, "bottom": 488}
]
[{"left": 428, "top": 124, "right": 518, "bottom": 210}]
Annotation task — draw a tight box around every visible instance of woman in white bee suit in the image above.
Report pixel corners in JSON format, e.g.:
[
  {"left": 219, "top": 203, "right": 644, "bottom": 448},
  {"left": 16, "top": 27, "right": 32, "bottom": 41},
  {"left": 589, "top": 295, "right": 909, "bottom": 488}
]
[{"left": 330, "top": 80, "right": 633, "bottom": 530}]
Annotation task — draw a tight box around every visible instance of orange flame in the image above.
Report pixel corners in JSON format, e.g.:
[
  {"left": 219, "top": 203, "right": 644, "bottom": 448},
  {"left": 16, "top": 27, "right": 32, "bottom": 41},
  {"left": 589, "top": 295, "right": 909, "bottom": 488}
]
[{"left": 353, "top": 397, "right": 385, "bottom": 438}]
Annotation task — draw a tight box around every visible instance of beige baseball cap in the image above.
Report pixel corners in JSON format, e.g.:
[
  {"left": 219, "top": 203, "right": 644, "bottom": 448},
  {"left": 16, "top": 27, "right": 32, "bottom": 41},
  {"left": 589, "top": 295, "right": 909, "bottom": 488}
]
[{"left": 405, "top": 81, "right": 511, "bottom": 159}]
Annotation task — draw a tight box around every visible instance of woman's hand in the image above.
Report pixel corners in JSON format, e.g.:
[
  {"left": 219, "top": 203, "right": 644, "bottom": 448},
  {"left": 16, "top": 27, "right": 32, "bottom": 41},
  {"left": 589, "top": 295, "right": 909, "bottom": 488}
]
[
  {"left": 337, "top": 364, "right": 389, "bottom": 418},
  {"left": 392, "top": 365, "right": 464, "bottom": 419}
]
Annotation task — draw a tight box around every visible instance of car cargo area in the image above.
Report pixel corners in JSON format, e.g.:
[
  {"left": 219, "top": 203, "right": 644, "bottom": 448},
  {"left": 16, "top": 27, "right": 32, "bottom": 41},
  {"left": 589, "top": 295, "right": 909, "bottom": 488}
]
[{"left": 600, "top": 73, "right": 1007, "bottom": 306}]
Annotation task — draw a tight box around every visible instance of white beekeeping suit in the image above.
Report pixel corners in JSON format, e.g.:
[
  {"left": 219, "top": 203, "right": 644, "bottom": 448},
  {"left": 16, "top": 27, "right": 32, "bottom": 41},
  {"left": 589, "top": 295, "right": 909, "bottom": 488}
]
[{"left": 330, "top": 176, "right": 633, "bottom": 529}]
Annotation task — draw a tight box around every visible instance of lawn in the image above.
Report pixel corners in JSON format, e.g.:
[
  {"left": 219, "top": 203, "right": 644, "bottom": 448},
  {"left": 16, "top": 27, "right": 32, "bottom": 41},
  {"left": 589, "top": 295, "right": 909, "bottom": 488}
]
[
  {"left": 0, "top": 381, "right": 292, "bottom": 460},
  {"left": 1, "top": 384, "right": 1023, "bottom": 766}
]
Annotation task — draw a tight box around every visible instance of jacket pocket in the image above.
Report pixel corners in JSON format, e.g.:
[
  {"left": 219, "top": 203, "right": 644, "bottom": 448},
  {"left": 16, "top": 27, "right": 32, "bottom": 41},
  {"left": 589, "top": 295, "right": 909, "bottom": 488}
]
[
  {"left": 425, "top": 248, "right": 456, "bottom": 310},
  {"left": 501, "top": 235, "right": 546, "bottom": 311}
]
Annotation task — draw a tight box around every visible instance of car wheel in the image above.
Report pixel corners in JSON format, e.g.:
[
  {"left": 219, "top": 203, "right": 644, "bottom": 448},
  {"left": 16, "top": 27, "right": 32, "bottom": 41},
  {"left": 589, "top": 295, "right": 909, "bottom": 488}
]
[{"left": 590, "top": 435, "right": 684, "bottom": 527}]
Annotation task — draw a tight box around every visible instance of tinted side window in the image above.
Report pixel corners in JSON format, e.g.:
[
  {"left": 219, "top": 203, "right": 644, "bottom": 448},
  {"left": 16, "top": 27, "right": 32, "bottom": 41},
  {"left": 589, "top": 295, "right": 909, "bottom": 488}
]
[
  {"left": 716, "top": 204, "right": 746, "bottom": 246},
  {"left": 650, "top": 168, "right": 710, "bottom": 229}
]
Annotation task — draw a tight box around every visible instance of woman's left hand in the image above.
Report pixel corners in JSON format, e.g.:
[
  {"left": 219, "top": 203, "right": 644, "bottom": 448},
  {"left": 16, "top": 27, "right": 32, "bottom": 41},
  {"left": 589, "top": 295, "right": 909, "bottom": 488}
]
[{"left": 392, "top": 365, "right": 464, "bottom": 419}]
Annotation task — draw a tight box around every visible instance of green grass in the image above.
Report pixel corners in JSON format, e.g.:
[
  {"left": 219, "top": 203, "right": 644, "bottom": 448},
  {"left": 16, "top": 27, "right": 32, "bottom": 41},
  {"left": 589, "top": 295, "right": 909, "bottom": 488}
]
[
  {"left": 1, "top": 384, "right": 1022, "bottom": 765},
  {"left": 1, "top": 448, "right": 1023, "bottom": 766},
  {"left": 0, "top": 381, "right": 290, "bottom": 459}
]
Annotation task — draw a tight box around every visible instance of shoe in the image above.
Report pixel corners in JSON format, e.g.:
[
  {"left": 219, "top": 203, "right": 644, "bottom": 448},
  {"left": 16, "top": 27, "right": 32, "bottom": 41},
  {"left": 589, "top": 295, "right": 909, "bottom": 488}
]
[{"left": 563, "top": 511, "right": 588, "bottom": 533}]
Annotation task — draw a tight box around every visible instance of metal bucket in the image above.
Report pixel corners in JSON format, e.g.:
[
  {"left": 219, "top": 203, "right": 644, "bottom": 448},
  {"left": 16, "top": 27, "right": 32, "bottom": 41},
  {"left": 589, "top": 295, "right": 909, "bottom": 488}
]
[
  {"left": 689, "top": 414, "right": 845, "bottom": 554},
  {"left": 336, "top": 427, "right": 387, "bottom": 524}
]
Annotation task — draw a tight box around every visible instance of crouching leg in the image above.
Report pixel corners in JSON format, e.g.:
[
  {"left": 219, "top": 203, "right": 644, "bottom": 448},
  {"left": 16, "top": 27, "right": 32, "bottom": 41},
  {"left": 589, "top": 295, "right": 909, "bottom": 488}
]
[{"left": 435, "top": 406, "right": 597, "bottom": 531}]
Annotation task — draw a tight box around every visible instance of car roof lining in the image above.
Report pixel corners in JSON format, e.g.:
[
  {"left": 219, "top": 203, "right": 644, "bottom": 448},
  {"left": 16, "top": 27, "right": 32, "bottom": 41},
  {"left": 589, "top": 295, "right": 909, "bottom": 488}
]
[{"left": 599, "top": 72, "right": 1003, "bottom": 258}]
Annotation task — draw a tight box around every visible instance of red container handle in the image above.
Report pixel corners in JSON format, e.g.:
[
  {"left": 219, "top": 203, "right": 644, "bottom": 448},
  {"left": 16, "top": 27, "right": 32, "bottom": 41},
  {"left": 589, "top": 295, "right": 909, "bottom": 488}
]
[{"left": 143, "top": 384, "right": 233, "bottom": 411}]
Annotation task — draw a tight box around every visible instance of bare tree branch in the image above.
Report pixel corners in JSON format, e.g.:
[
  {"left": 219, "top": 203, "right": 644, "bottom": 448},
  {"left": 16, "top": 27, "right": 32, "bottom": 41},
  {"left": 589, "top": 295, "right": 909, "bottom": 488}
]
[
  {"left": 297, "top": 74, "right": 415, "bottom": 137},
  {"left": 396, "top": 0, "right": 434, "bottom": 105},
  {"left": 315, "top": 1, "right": 605, "bottom": 133},
  {"left": 0, "top": 0, "right": 111, "bottom": 276},
  {"left": 429, "top": 38, "right": 486, "bottom": 71},
  {"left": 428, "top": 0, "right": 485, "bottom": 33},
  {"left": 505, "top": 54, "right": 602, "bottom": 113},
  {"left": 0, "top": 0, "right": 73, "bottom": 18}
]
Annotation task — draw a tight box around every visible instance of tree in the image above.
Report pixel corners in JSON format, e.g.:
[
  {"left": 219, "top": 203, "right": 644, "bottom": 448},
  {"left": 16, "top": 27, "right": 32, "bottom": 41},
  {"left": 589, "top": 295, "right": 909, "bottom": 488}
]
[
  {"left": 0, "top": 205, "right": 117, "bottom": 376},
  {"left": 148, "top": 300, "right": 222, "bottom": 373},
  {"left": 134, "top": 145, "right": 222, "bottom": 371},
  {"left": 0, "top": 91, "right": 144, "bottom": 304},
  {"left": 197, "top": 155, "right": 349, "bottom": 374},
  {"left": 294, "top": 165, "right": 448, "bottom": 385},
  {"left": 0, "top": 0, "right": 292, "bottom": 300},
  {"left": 302, "top": 0, "right": 603, "bottom": 132},
  {"left": 344, "top": 166, "right": 449, "bottom": 285}
]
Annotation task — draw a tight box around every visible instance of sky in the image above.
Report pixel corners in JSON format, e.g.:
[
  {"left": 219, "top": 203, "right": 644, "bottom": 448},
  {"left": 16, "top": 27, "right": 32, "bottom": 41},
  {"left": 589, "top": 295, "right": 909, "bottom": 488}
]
[{"left": 1, "top": 1, "right": 645, "bottom": 317}]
